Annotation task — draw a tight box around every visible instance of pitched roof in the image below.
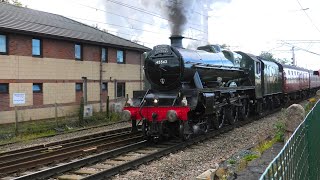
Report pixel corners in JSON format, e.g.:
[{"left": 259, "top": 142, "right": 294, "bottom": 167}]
[{"left": 0, "top": 3, "right": 150, "bottom": 51}]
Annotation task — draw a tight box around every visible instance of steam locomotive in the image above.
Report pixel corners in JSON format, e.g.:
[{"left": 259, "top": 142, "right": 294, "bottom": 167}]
[{"left": 122, "top": 35, "right": 320, "bottom": 141}]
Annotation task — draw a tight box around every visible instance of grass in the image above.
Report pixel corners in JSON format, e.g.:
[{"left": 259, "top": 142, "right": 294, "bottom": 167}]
[
  {"left": 228, "top": 159, "right": 236, "bottom": 165},
  {"left": 274, "top": 121, "right": 285, "bottom": 142},
  {"left": 243, "top": 154, "right": 260, "bottom": 162},
  {"left": 305, "top": 97, "right": 318, "bottom": 114},
  {"left": 255, "top": 138, "right": 276, "bottom": 154},
  {"left": 0, "top": 111, "right": 122, "bottom": 145}
]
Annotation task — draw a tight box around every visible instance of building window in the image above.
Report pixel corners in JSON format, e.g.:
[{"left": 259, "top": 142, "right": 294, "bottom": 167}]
[
  {"left": 116, "top": 50, "right": 124, "bottom": 63},
  {"left": 102, "top": 82, "right": 108, "bottom": 91},
  {"left": 0, "top": 34, "right": 7, "bottom": 54},
  {"left": 116, "top": 82, "right": 125, "bottom": 98},
  {"left": 32, "top": 38, "right": 41, "bottom": 56},
  {"left": 0, "top": 83, "right": 9, "bottom": 93},
  {"left": 33, "top": 83, "right": 43, "bottom": 93},
  {"left": 76, "top": 83, "right": 83, "bottom": 92},
  {"left": 75, "top": 44, "right": 82, "bottom": 60},
  {"left": 101, "top": 48, "right": 108, "bottom": 62}
]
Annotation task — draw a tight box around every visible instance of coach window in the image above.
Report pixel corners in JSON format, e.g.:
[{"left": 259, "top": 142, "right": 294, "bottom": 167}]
[
  {"left": 101, "top": 47, "right": 108, "bottom": 62},
  {"left": 0, "top": 83, "right": 9, "bottom": 93},
  {"left": 32, "top": 38, "right": 41, "bottom": 57},
  {"left": 116, "top": 82, "right": 125, "bottom": 98},
  {"left": 75, "top": 44, "right": 82, "bottom": 60},
  {"left": 0, "top": 34, "right": 7, "bottom": 54},
  {"left": 33, "top": 83, "right": 43, "bottom": 93},
  {"left": 117, "top": 50, "right": 124, "bottom": 63}
]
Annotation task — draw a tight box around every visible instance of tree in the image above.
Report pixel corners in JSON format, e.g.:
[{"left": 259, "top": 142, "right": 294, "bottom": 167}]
[
  {"left": 275, "top": 58, "right": 291, "bottom": 65},
  {"left": 220, "top": 44, "right": 229, "bottom": 49},
  {"left": 259, "top": 51, "right": 291, "bottom": 65},
  {"left": 259, "top": 51, "right": 274, "bottom": 61},
  {"left": 1, "top": 0, "right": 23, "bottom": 7}
]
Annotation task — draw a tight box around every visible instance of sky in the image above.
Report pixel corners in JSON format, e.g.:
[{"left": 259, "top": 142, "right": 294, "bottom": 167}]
[{"left": 18, "top": 0, "right": 320, "bottom": 70}]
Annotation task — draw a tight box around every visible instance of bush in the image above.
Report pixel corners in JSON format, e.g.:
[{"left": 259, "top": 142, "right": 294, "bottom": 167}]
[
  {"left": 274, "top": 121, "right": 285, "bottom": 142},
  {"left": 305, "top": 98, "right": 317, "bottom": 114}
]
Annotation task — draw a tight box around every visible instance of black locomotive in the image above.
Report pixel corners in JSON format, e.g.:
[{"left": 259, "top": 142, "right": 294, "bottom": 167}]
[{"left": 123, "top": 35, "right": 320, "bottom": 141}]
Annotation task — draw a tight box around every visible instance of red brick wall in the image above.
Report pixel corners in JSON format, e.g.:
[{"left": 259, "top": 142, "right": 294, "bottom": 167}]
[
  {"left": 108, "top": 48, "right": 117, "bottom": 63},
  {"left": 7, "top": 33, "right": 142, "bottom": 64},
  {"left": 76, "top": 91, "right": 83, "bottom": 104},
  {"left": 126, "top": 50, "right": 141, "bottom": 65},
  {"left": 83, "top": 44, "right": 100, "bottom": 62},
  {"left": 101, "top": 91, "right": 108, "bottom": 102},
  {"left": 0, "top": 94, "right": 10, "bottom": 111},
  {"left": 43, "top": 39, "right": 74, "bottom": 59},
  {"left": 107, "top": 48, "right": 140, "bottom": 65},
  {"left": 9, "top": 34, "right": 32, "bottom": 56},
  {"left": 33, "top": 93, "right": 43, "bottom": 106}
]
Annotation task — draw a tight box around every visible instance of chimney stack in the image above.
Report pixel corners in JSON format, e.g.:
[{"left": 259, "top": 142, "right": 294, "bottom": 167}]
[{"left": 170, "top": 35, "right": 184, "bottom": 48}]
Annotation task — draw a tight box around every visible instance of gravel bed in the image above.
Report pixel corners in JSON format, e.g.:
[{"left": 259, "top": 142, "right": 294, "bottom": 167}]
[
  {"left": 0, "top": 121, "right": 131, "bottom": 153},
  {"left": 112, "top": 111, "right": 287, "bottom": 180}
]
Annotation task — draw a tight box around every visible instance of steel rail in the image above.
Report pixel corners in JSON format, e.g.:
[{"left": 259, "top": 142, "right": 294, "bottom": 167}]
[
  {"left": 0, "top": 134, "right": 143, "bottom": 175},
  {"left": 0, "top": 131, "right": 140, "bottom": 168},
  {"left": 12, "top": 141, "right": 147, "bottom": 180},
  {"left": 0, "top": 126, "right": 132, "bottom": 157}
]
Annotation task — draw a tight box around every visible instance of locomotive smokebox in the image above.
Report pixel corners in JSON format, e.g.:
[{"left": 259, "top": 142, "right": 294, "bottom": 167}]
[{"left": 170, "top": 35, "right": 184, "bottom": 48}]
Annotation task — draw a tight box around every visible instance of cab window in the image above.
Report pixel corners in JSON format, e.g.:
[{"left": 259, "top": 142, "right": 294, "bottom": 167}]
[{"left": 255, "top": 62, "right": 261, "bottom": 74}]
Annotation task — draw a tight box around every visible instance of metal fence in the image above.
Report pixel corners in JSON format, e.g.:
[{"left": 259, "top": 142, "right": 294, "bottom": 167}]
[{"left": 260, "top": 101, "right": 320, "bottom": 180}]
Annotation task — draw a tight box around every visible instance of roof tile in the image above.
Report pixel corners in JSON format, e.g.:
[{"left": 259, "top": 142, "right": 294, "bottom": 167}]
[{"left": 0, "top": 3, "right": 150, "bottom": 51}]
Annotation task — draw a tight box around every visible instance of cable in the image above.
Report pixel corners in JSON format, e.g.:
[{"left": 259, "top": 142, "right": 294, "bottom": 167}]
[
  {"left": 282, "top": 41, "right": 320, "bottom": 56},
  {"left": 296, "top": 0, "right": 320, "bottom": 34},
  {"left": 72, "top": 1, "right": 156, "bottom": 27},
  {"left": 278, "top": 40, "right": 320, "bottom": 43},
  {"left": 67, "top": 16, "right": 171, "bottom": 36},
  {"left": 71, "top": 0, "right": 208, "bottom": 33},
  {"left": 267, "top": 43, "right": 286, "bottom": 52}
]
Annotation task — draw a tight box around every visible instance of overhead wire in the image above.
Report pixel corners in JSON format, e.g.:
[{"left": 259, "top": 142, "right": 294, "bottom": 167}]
[
  {"left": 71, "top": 0, "right": 208, "bottom": 34},
  {"left": 296, "top": 0, "right": 320, "bottom": 34},
  {"left": 67, "top": 16, "right": 171, "bottom": 36},
  {"left": 281, "top": 41, "right": 320, "bottom": 56}
]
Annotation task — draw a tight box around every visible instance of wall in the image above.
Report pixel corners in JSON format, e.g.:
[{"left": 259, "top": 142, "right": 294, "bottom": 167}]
[{"left": 0, "top": 33, "right": 144, "bottom": 124}]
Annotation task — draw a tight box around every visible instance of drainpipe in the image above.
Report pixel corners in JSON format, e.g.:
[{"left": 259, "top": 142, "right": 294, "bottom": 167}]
[
  {"left": 82, "top": 77, "right": 87, "bottom": 105},
  {"left": 99, "top": 59, "right": 103, "bottom": 112},
  {"left": 114, "top": 79, "right": 117, "bottom": 101},
  {"left": 140, "top": 53, "right": 142, "bottom": 90}
]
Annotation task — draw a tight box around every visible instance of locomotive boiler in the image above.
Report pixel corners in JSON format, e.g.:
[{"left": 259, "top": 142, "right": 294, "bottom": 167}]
[{"left": 145, "top": 35, "right": 248, "bottom": 91}]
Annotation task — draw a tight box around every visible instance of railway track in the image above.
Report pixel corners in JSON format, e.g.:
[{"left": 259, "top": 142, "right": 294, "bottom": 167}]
[
  {"left": 8, "top": 114, "right": 260, "bottom": 180},
  {"left": 0, "top": 126, "right": 132, "bottom": 157},
  {"left": 2, "top": 102, "right": 304, "bottom": 180},
  {"left": 0, "top": 120, "right": 131, "bottom": 147},
  {"left": 0, "top": 127, "right": 142, "bottom": 178}
]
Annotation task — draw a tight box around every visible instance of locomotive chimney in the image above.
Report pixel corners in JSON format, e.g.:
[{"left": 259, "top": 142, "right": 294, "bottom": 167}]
[{"left": 170, "top": 35, "right": 184, "bottom": 48}]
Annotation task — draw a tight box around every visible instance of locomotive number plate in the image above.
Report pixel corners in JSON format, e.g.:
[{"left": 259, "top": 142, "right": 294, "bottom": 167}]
[{"left": 155, "top": 60, "right": 168, "bottom": 64}]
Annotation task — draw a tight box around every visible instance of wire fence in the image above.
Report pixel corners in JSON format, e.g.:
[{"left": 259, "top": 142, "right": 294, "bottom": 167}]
[
  {"left": 260, "top": 100, "right": 320, "bottom": 180},
  {"left": 0, "top": 88, "right": 127, "bottom": 144}
]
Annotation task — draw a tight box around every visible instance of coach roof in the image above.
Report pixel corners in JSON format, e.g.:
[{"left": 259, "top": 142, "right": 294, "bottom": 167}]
[{"left": 0, "top": 2, "right": 150, "bottom": 52}]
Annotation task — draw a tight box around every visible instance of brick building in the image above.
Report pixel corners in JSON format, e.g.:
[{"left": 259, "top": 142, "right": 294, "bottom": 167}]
[{"left": 0, "top": 3, "right": 150, "bottom": 123}]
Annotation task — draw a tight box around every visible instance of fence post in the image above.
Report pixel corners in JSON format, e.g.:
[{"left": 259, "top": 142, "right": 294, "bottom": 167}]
[
  {"left": 106, "top": 96, "right": 110, "bottom": 119},
  {"left": 79, "top": 97, "right": 84, "bottom": 126},
  {"left": 55, "top": 103, "right": 58, "bottom": 127},
  {"left": 14, "top": 106, "right": 19, "bottom": 136}
]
